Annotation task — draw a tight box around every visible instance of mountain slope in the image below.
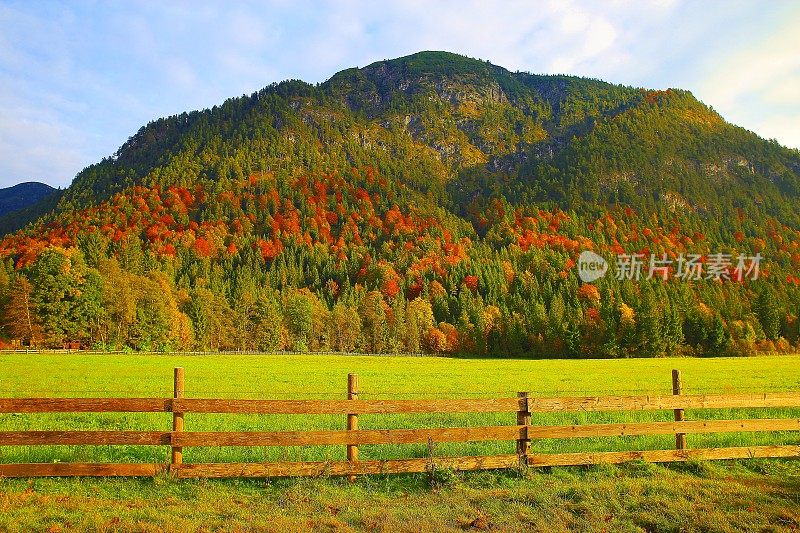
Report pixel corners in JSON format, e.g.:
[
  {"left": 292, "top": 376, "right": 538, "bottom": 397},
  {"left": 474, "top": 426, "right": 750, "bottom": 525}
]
[
  {"left": 0, "top": 182, "right": 61, "bottom": 236},
  {"left": 0, "top": 182, "right": 55, "bottom": 216},
  {"left": 33, "top": 52, "right": 796, "bottom": 227},
  {"left": 1, "top": 51, "right": 799, "bottom": 356}
]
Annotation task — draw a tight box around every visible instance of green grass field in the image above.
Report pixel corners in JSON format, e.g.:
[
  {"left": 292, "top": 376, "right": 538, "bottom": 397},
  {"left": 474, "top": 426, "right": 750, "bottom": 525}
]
[{"left": 1, "top": 353, "right": 800, "bottom": 531}]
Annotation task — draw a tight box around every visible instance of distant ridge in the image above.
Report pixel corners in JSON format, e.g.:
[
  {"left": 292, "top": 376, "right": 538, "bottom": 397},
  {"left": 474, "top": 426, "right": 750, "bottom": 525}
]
[
  {"left": 0, "top": 182, "right": 56, "bottom": 216},
  {"left": 0, "top": 182, "right": 60, "bottom": 234}
]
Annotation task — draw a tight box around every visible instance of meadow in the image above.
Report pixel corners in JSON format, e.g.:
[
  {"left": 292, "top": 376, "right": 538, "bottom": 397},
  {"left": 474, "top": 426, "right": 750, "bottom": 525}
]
[{"left": 1, "top": 353, "right": 800, "bottom": 531}]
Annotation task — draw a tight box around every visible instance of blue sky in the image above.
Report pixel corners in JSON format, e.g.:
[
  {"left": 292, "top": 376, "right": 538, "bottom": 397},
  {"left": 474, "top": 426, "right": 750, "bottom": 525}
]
[{"left": 1, "top": 0, "right": 799, "bottom": 189}]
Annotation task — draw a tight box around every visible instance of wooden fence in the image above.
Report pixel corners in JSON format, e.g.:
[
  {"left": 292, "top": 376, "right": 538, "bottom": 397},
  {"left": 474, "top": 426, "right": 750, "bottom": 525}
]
[{"left": 1, "top": 368, "right": 799, "bottom": 478}]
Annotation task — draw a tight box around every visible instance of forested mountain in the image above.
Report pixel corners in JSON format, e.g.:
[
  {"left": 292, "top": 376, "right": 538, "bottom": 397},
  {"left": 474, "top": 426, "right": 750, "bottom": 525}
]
[
  {"left": 0, "top": 182, "right": 60, "bottom": 235},
  {"left": 0, "top": 182, "right": 55, "bottom": 217},
  {"left": 1, "top": 51, "right": 799, "bottom": 356}
]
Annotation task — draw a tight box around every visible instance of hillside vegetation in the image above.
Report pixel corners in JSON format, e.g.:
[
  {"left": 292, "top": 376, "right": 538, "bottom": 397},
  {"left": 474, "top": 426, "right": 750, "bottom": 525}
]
[
  {"left": 0, "top": 182, "right": 60, "bottom": 234},
  {"left": 0, "top": 182, "right": 56, "bottom": 217},
  {"left": 1, "top": 51, "right": 799, "bottom": 356}
]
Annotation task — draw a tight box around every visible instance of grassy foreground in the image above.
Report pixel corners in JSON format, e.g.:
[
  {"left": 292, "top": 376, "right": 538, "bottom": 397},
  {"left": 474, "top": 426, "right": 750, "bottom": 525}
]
[
  {"left": 1, "top": 353, "right": 800, "bottom": 531},
  {"left": 1, "top": 461, "right": 799, "bottom": 532}
]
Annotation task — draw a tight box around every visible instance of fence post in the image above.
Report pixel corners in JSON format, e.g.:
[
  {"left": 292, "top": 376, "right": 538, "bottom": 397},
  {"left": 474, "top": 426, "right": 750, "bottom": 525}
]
[
  {"left": 672, "top": 369, "right": 686, "bottom": 450},
  {"left": 347, "top": 373, "right": 359, "bottom": 482},
  {"left": 516, "top": 392, "right": 531, "bottom": 467},
  {"left": 172, "top": 367, "right": 185, "bottom": 469}
]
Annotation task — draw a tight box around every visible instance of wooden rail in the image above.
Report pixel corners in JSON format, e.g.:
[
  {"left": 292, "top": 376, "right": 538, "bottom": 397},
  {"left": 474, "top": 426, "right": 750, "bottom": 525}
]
[
  {"left": 0, "top": 369, "right": 799, "bottom": 478},
  {"left": 4, "top": 392, "right": 800, "bottom": 415}
]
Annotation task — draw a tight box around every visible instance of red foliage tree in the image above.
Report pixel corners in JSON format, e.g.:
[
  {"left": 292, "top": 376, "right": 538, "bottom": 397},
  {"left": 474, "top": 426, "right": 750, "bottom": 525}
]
[
  {"left": 382, "top": 278, "right": 401, "bottom": 299},
  {"left": 193, "top": 237, "right": 212, "bottom": 258},
  {"left": 463, "top": 275, "right": 478, "bottom": 292}
]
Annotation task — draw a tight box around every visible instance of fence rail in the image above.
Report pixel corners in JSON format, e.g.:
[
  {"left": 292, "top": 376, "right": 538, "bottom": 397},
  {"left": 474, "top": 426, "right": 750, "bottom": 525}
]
[
  {"left": 1, "top": 368, "right": 799, "bottom": 478},
  {"left": 5, "top": 392, "right": 800, "bottom": 415}
]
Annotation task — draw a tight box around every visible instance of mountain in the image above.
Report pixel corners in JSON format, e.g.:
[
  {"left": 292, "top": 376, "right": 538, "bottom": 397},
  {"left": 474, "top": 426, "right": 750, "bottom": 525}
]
[
  {"left": 0, "top": 182, "right": 55, "bottom": 216},
  {"left": 0, "top": 181, "right": 57, "bottom": 215},
  {"left": 0, "top": 182, "right": 62, "bottom": 236},
  {"left": 0, "top": 51, "right": 799, "bottom": 356}
]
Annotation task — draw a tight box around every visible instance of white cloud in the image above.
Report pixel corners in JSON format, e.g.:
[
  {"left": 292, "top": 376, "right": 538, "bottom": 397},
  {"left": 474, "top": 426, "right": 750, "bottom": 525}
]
[
  {"left": 763, "top": 76, "right": 800, "bottom": 106},
  {"left": 753, "top": 116, "right": 800, "bottom": 146},
  {"left": 694, "top": 13, "right": 800, "bottom": 147},
  {"left": 0, "top": 105, "right": 89, "bottom": 184},
  {"left": 698, "top": 24, "right": 800, "bottom": 109}
]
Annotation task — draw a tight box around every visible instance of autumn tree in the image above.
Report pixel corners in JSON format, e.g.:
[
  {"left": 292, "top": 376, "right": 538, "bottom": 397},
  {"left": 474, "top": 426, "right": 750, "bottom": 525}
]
[
  {"left": 185, "top": 287, "right": 235, "bottom": 351},
  {"left": 253, "top": 292, "right": 283, "bottom": 351},
  {"left": 405, "top": 297, "right": 434, "bottom": 353},
  {"left": 360, "top": 290, "right": 387, "bottom": 353},
  {"left": 329, "top": 303, "right": 361, "bottom": 352},
  {"left": 3, "top": 276, "right": 43, "bottom": 347},
  {"left": 28, "top": 248, "right": 100, "bottom": 347},
  {"left": 99, "top": 258, "right": 136, "bottom": 347},
  {"left": 284, "top": 289, "right": 314, "bottom": 352}
]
